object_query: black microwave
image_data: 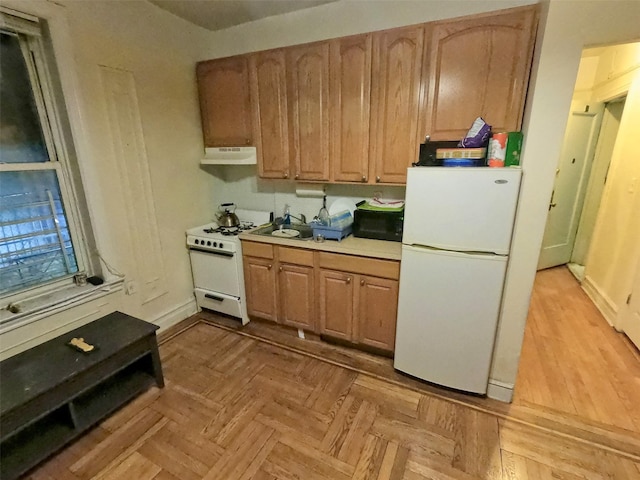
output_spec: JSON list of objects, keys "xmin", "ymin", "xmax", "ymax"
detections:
[{"xmin": 353, "ymin": 207, "xmax": 404, "ymax": 242}]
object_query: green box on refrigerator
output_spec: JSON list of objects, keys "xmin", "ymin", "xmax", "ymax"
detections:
[{"xmin": 505, "ymin": 132, "xmax": 523, "ymax": 167}]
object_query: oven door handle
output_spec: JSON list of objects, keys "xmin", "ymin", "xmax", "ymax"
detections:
[
  {"xmin": 189, "ymin": 247, "xmax": 235, "ymax": 257},
  {"xmin": 205, "ymin": 293, "xmax": 225, "ymax": 302}
]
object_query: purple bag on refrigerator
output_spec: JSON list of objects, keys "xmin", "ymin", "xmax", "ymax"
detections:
[{"xmin": 458, "ymin": 117, "xmax": 492, "ymax": 148}]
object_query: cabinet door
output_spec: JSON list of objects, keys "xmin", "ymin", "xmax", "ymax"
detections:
[
  {"xmin": 287, "ymin": 42, "xmax": 330, "ymax": 181},
  {"xmin": 243, "ymin": 256, "xmax": 278, "ymax": 322},
  {"xmin": 278, "ymin": 264, "xmax": 315, "ymax": 330},
  {"xmin": 423, "ymin": 6, "xmax": 538, "ymax": 141},
  {"xmin": 250, "ymin": 50, "xmax": 290, "ymax": 179},
  {"xmin": 197, "ymin": 56, "xmax": 252, "ymax": 147},
  {"xmin": 370, "ymin": 25, "xmax": 425, "ymax": 185},
  {"xmin": 318, "ymin": 269, "xmax": 354, "ymax": 341},
  {"xmin": 356, "ymin": 276, "xmax": 399, "ymax": 352},
  {"xmin": 329, "ymin": 34, "xmax": 372, "ymax": 183}
]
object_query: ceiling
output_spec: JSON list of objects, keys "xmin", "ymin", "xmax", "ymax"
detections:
[{"xmin": 148, "ymin": 0, "xmax": 337, "ymax": 31}]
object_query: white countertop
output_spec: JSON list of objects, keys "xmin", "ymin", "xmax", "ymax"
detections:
[{"xmin": 239, "ymin": 229, "xmax": 402, "ymax": 261}]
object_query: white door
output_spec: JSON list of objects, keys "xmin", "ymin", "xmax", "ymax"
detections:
[
  {"xmin": 618, "ymin": 255, "xmax": 640, "ymax": 349},
  {"xmin": 571, "ymin": 100, "xmax": 625, "ymax": 265},
  {"xmin": 394, "ymin": 245, "xmax": 508, "ymax": 394},
  {"xmin": 538, "ymin": 101, "xmax": 604, "ymax": 269},
  {"xmin": 403, "ymin": 168, "xmax": 521, "ymax": 254}
]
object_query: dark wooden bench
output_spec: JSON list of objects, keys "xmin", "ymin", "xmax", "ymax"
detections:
[{"xmin": 0, "ymin": 311, "xmax": 164, "ymax": 480}]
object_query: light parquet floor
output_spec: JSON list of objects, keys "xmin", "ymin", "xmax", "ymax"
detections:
[
  {"xmin": 28, "ymin": 319, "xmax": 640, "ymax": 480},
  {"xmin": 513, "ymin": 266, "xmax": 640, "ymax": 433}
]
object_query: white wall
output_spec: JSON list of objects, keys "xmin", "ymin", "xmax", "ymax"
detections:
[
  {"xmin": 584, "ymin": 68, "xmax": 640, "ymax": 326},
  {"xmin": 0, "ymin": 0, "xmax": 213, "ymax": 356}
]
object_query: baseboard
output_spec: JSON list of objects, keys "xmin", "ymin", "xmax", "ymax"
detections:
[
  {"xmin": 151, "ymin": 297, "xmax": 198, "ymax": 332},
  {"xmin": 582, "ymin": 275, "xmax": 618, "ymax": 328},
  {"xmin": 487, "ymin": 379, "xmax": 514, "ymax": 403}
]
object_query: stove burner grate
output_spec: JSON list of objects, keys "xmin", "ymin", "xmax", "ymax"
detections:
[{"xmin": 203, "ymin": 221, "xmax": 255, "ymax": 236}]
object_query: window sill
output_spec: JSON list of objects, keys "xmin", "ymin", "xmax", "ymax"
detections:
[{"xmin": 0, "ymin": 279, "xmax": 124, "ymax": 333}]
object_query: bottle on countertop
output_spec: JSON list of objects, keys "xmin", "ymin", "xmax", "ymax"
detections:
[{"xmin": 283, "ymin": 204, "xmax": 291, "ymax": 225}]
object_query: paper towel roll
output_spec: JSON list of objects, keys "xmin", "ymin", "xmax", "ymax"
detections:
[{"xmin": 295, "ymin": 183, "xmax": 325, "ymax": 198}]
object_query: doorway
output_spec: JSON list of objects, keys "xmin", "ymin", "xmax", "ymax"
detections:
[
  {"xmin": 538, "ymin": 42, "xmax": 640, "ymax": 322},
  {"xmin": 516, "ymin": 41, "xmax": 640, "ymax": 431}
]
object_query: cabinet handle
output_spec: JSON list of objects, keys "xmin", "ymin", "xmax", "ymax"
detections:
[
  {"xmin": 268, "ymin": 264, "xmax": 272, "ymax": 270},
  {"xmin": 283, "ymin": 172, "xmax": 289, "ymax": 179},
  {"xmin": 360, "ymin": 279, "xmax": 365, "ymax": 286},
  {"xmin": 295, "ymin": 174, "xmax": 300, "ymax": 180},
  {"xmin": 376, "ymin": 176, "xmax": 381, "ymax": 183},
  {"xmin": 346, "ymin": 277, "xmax": 351, "ymax": 284},
  {"xmin": 279, "ymin": 266, "xmax": 283, "ymax": 272},
  {"xmin": 361, "ymin": 175, "xmax": 367, "ymax": 182}
]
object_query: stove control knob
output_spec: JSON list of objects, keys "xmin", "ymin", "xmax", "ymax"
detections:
[
  {"xmin": 207, "ymin": 241, "xmax": 211, "ymax": 246},
  {"xmin": 194, "ymin": 239, "xmax": 199, "ymax": 245},
  {"xmin": 213, "ymin": 242, "xmax": 218, "ymax": 248},
  {"xmin": 219, "ymin": 242, "xmax": 224, "ymax": 249}
]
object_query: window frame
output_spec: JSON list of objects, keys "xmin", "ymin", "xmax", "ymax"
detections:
[{"xmin": 1, "ymin": 12, "xmax": 91, "ymax": 304}]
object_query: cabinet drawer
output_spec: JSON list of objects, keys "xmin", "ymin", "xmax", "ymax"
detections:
[
  {"xmin": 241, "ymin": 241, "xmax": 274, "ymax": 259},
  {"xmin": 318, "ymin": 252, "xmax": 399, "ymax": 280},
  {"xmin": 278, "ymin": 246, "xmax": 314, "ymax": 267}
]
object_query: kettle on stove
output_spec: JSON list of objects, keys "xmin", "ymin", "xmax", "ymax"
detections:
[{"xmin": 216, "ymin": 203, "xmax": 240, "ymax": 227}]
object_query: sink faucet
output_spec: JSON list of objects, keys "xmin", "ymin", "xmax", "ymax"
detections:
[{"xmin": 289, "ymin": 213, "xmax": 306, "ymax": 224}]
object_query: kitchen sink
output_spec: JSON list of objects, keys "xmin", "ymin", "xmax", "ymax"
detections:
[{"xmin": 251, "ymin": 223, "xmax": 314, "ymax": 240}]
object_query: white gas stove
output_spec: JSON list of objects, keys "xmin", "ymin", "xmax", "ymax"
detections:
[{"xmin": 186, "ymin": 209, "xmax": 271, "ymax": 324}]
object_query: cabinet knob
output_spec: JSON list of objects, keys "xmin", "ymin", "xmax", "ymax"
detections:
[
  {"xmin": 295, "ymin": 174, "xmax": 300, "ymax": 180},
  {"xmin": 268, "ymin": 264, "xmax": 272, "ymax": 270},
  {"xmin": 283, "ymin": 172, "xmax": 289, "ymax": 179},
  {"xmin": 245, "ymin": 139, "xmax": 251, "ymax": 145},
  {"xmin": 346, "ymin": 277, "xmax": 351, "ymax": 284},
  {"xmin": 361, "ymin": 175, "xmax": 367, "ymax": 182},
  {"xmin": 279, "ymin": 266, "xmax": 283, "ymax": 272},
  {"xmin": 360, "ymin": 279, "xmax": 365, "ymax": 286},
  {"xmin": 376, "ymin": 176, "xmax": 381, "ymax": 183},
  {"xmin": 424, "ymin": 135, "xmax": 430, "ymax": 143}
]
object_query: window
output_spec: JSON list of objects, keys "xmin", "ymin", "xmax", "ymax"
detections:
[{"xmin": 0, "ymin": 12, "xmax": 87, "ymax": 300}]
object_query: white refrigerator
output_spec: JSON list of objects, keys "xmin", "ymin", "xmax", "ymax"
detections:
[{"xmin": 394, "ymin": 167, "xmax": 522, "ymax": 394}]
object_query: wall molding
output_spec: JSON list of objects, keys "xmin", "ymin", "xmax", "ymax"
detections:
[
  {"xmin": 151, "ymin": 297, "xmax": 198, "ymax": 332},
  {"xmin": 99, "ymin": 65, "xmax": 168, "ymax": 305},
  {"xmin": 0, "ymin": 290, "xmax": 123, "ymax": 361},
  {"xmin": 593, "ymin": 66, "xmax": 637, "ymax": 103},
  {"xmin": 487, "ymin": 379, "xmax": 514, "ymax": 403},
  {"xmin": 582, "ymin": 274, "xmax": 618, "ymax": 329}
]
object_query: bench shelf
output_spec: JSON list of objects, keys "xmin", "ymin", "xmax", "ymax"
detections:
[{"xmin": 0, "ymin": 311, "xmax": 164, "ymax": 480}]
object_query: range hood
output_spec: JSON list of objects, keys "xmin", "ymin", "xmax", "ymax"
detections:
[{"xmin": 201, "ymin": 147, "xmax": 257, "ymax": 165}]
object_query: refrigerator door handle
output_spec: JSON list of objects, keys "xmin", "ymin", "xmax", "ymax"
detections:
[{"xmin": 404, "ymin": 244, "xmax": 508, "ymax": 260}]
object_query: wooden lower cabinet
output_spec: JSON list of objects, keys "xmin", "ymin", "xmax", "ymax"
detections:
[
  {"xmin": 242, "ymin": 241, "xmax": 399, "ymax": 353},
  {"xmin": 243, "ymin": 256, "xmax": 278, "ymax": 322},
  {"xmin": 318, "ymin": 268, "xmax": 399, "ymax": 353},
  {"xmin": 278, "ymin": 263, "xmax": 315, "ymax": 330},
  {"xmin": 356, "ymin": 276, "xmax": 398, "ymax": 351},
  {"xmin": 318, "ymin": 269, "xmax": 355, "ymax": 341}
]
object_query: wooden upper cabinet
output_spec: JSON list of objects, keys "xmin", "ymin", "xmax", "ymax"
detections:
[
  {"xmin": 370, "ymin": 25, "xmax": 425, "ymax": 185},
  {"xmin": 329, "ymin": 34, "xmax": 372, "ymax": 183},
  {"xmin": 423, "ymin": 6, "xmax": 538, "ymax": 141},
  {"xmin": 250, "ymin": 50, "xmax": 290, "ymax": 179},
  {"xmin": 197, "ymin": 56, "xmax": 252, "ymax": 147},
  {"xmin": 287, "ymin": 42, "xmax": 330, "ymax": 181}
]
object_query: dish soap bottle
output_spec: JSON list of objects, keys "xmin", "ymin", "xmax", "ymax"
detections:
[{"xmin": 283, "ymin": 204, "xmax": 291, "ymax": 226}]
